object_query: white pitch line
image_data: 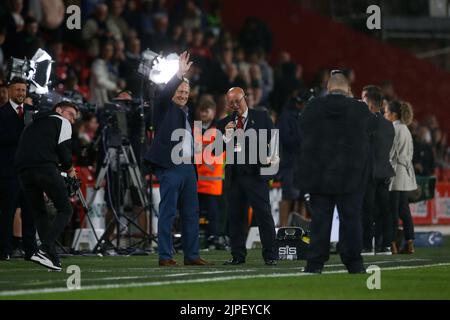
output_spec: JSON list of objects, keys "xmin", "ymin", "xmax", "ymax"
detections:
[
  {"xmin": 9, "ymin": 269, "xmax": 260, "ymax": 287},
  {"xmin": 27, "ymin": 258, "xmax": 426, "ymax": 276},
  {"xmin": 75, "ymin": 270, "xmax": 260, "ymax": 282},
  {"xmin": 279, "ymin": 258, "xmax": 429, "ymax": 270},
  {"xmin": 1, "ymin": 259, "xmax": 430, "ymax": 287},
  {"xmin": 1, "ymin": 262, "xmax": 450, "ymax": 297},
  {"xmin": 58, "ymin": 258, "xmax": 429, "ymax": 274},
  {"xmin": 0, "ymin": 258, "xmax": 430, "ymax": 289},
  {"xmin": 1, "ymin": 258, "xmax": 426, "ymax": 274},
  {"xmin": 163, "ymin": 269, "xmax": 259, "ymax": 277}
]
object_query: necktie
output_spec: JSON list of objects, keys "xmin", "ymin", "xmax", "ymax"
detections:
[
  {"xmin": 17, "ymin": 105, "xmax": 24, "ymax": 118},
  {"xmin": 237, "ymin": 115, "xmax": 244, "ymax": 129}
]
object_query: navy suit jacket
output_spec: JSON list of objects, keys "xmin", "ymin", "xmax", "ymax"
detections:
[
  {"xmin": 370, "ymin": 112, "xmax": 395, "ymax": 180},
  {"xmin": 0, "ymin": 102, "xmax": 26, "ymax": 179},
  {"xmin": 144, "ymin": 75, "xmax": 194, "ymax": 169},
  {"xmin": 278, "ymin": 102, "xmax": 302, "ymax": 171}
]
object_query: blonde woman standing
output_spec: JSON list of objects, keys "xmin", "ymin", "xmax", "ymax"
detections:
[{"xmin": 384, "ymin": 101, "xmax": 417, "ymax": 254}]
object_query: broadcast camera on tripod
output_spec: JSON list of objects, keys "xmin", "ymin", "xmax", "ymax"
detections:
[{"xmin": 85, "ymin": 96, "xmax": 157, "ymax": 254}]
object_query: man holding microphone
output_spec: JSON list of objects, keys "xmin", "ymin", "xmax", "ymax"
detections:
[{"xmin": 217, "ymin": 87, "xmax": 278, "ymax": 266}]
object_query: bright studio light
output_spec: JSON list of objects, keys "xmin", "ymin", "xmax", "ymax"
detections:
[
  {"xmin": 30, "ymin": 49, "xmax": 53, "ymax": 94},
  {"xmin": 138, "ymin": 50, "xmax": 179, "ymax": 85},
  {"xmin": 9, "ymin": 48, "xmax": 53, "ymax": 94}
]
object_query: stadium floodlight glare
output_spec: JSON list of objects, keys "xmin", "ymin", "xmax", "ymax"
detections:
[
  {"xmin": 9, "ymin": 48, "xmax": 53, "ymax": 94},
  {"xmin": 138, "ymin": 50, "xmax": 179, "ymax": 85}
]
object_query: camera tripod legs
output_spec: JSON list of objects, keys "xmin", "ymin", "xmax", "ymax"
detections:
[
  {"xmin": 82, "ymin": 145, "xmax": 156, "ymax": 254},
  {"xmin": 71, "ymin": 188, "xmax": 102, "ymax": 251}
]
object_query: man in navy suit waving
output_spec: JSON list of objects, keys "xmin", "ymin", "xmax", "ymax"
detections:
[{"xmin": 144, "ymin": 52, "xmax": 211, "ymax": 266}]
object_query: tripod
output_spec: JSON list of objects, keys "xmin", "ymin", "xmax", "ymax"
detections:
[
  {"xmin": 70, "ymin": 183, "xmax": 102, "ymax": 252},
  {"xmin": 87, "ymin": 138, "xmax": 156, "ymax": 254}
]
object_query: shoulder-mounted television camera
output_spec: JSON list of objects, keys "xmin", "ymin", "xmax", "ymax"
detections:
[{"xmin": 99, "ymin": 99, "xmax": 145, "ymax": 148}]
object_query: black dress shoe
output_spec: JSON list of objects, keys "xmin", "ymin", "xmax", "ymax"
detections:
[
  {"xmin": 348, "ymin": 268, "xmax": 367, "ymax": 274},
  {"xmin": 303, "ymin": 267, "xmax": 323, "ymax": 274},
  {"xmin": 347, "ymin": 263, "xmax": 367, "ymax": 274},
  {"xmin": 0, "ymin": 253, "xmax": 11, "ymax": 261},
  {"xmin": 223, "ymin": 258, "xmax": 245, "ymax": 265},
  {"xmin": 264, "ymin": 259, "xmax": 277, "ymax": 266}
]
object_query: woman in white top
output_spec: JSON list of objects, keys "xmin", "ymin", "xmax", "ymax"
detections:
[{"xmin": 384, "ymin": 101, "xmax": 417, "ymax": 254}]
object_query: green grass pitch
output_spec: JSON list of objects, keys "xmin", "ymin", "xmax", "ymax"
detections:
[{"xmin": 1, "ymin": 237, "xmax": 450, "ymax": 299}]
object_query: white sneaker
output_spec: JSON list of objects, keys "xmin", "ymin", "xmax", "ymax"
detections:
[{"xmin": 30, "ymin": 250, "xmax": 62, "ymax": 271}]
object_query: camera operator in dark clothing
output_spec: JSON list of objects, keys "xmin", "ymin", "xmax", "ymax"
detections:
[
  {"xmin": 15, "ymin": 101, "xmax": 79, "ymax": 271},
  {"xmin": 277, "ymin": 94, "xmax": 305, "ymax": 227},
  {"xmin": 361, "ymin": 86, "xmax": 395, "ymax": 255}
]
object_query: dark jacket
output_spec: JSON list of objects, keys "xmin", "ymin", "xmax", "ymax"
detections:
[
  {"xmin": 277, "ymin": 101, "xmax": 302, "ymax": 172},
  {"xmin": 217, "ymin": 108, "xmax": 276, "ymax": 188},
  {"xmin": 297, "ymin": 93, "xmax": 377, "ymax": 194},
  {"xmin": 371, "ymin": 112, "xmax": 395, "ymax": 179},
  {"xmin": 0, "ymin": 102, "xmax": 26, "ymax": 179},
  {"xmin": 143, "ymin": 75, "xmax": 194, "ymax": 169},
  {"xmin": 413, "ymin": 140, "xmax": 435, "ymax": 176},
  {"xmin": 15, "ymin": 111, "xmax": 73, "ymax": 172}
]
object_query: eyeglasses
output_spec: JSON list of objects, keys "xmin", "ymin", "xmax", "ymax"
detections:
[
  {"xmin": 228, "ymin": 95, "xmax": 245, "ymax": 107},
  {"xmin": 330, "ymin": 69, "xmax": 344, "ymax": 76}
]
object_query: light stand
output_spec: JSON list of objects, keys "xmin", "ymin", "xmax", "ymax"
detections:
[{"xmin": 138, "ymin": 72, "xmax": 159, "ymax": 249}]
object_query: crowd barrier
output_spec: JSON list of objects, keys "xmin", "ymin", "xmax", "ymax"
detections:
[
  {"xmin": 74, "ymin": 167, "xmax": 450, "ymax": 228},
  {"xmin": 411, "ymin": 182, "xmax": 450, "ymax": 225}
]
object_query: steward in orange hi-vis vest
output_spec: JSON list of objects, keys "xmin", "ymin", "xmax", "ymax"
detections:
[{"xmin": 196, "ymin": 122, "xmax": 224, "ymax": 196}]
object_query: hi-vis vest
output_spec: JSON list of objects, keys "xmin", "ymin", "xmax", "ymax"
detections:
[{"xmin": 196, "ymin": 125, "xmax": 224, "ymax": 196}]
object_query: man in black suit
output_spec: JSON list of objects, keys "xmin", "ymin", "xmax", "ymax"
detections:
[
  {"xmin": 217, "ymin": 87, "xmax": 278, "ymax": 266},
  {"xmin": 278, "ymin": 95, "xmax": 305, "ymax": 227},
  {"xmin": 0, "ymin": 77, "xmax": 37, "ymax": 261},
  {"xmin": 297, "ymin": 74, "xmax": 376, "ymax": 273},
  {"xmin": 144, "ymin": 52, "xmax": 211, "ymax": 267},
  {"xmin": 361, "ymin": 86, "xmax": 395, "ymax": 255}
]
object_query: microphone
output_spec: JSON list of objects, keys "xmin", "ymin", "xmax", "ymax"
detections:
[
  {"xmin": 230, "ymin": 111, "xmax": 238, "ymax": 132},
  {"xmin": 225, "ymin": 111, "xmax": 238, "ymax": 142}
]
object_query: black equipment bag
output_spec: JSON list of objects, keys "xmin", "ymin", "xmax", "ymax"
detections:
[
  {"xmin": 408, "ymin": 175, "xmax": 436, "ymax": 203},
  {"xmin": 276, "ymin": 227, "xmax": 310, "ymax": 260}
]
